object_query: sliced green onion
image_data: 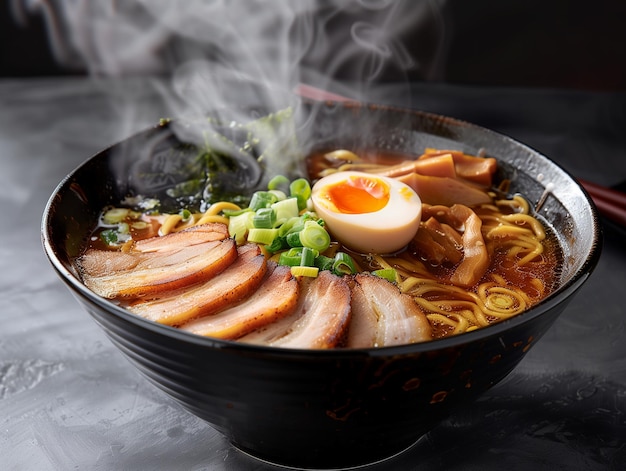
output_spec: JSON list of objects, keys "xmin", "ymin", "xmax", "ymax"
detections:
[
  {"xmin": 179, "ymin": 209, "xmax": 192, "ymax": 221},
  {"xmin": 253, "ymin": 207, "xmax": 276, "ymax": 229},
  {"xmin": 271, "ymin": 198, "xmax": 300, "ymax": 224},
  {"xmin": 102, "ymin": 208, "xmax": 130, "ymax": 225},
  {"xmin": 247, "ymin": 228, "xmax": 279, "ymax": 245},
  {"xmin": 268, "ymin": 190, "xmax": 287, "ymax": 201},
  {"xmin": 100, "ymin": 229, "xmax": 118, "ymax": 245},
  {"xmin": 314, "ymin": 255, "xmax": 335, "ymax": 271},
  {"xmin": 222, "ymin": 207, "xmax": 252, "ymax": 217},
  {"xmin": 291, "ymin": 266, "xmax": 319, "ymax": 277},
  {"xmin": 282, "ymin": 217, "xmax": 306, "ymax": 237},
  {"xmin": 265, "ymin": 236, "xmax": 288, "ymax": 253},
  {"xmin": 289, "ymin": 178, "xmax": 311, "ymax": 200},
  {"xmin": 332, "ymin": 252, "xmax": 357, "ymax": 276},
  {"xmin": 279, "ymin": 248, "xmax": 304, "ymax": 267},
  {"xmin": 228, "ymin": 211, "xmax": 254, "ymax": 244},
  {"xmin": 286, "ymin": 231, "xmax": 302, "ymax": 247},
  {"xmin": 300, "ymin": 247, "xmax": 319, "ymax": 267},
  {"xmin": 289, "ymin": 178, "xmax": 311, "ymax": 211},
  {"xmin": 249, "ymin": 191, "xmax": 277, "ymax": 211},
  {"xmin": 299, "ymin": 220, "xmax": 330, "ymax": 252},
  {"xmin": 131, "ymin": 221, "xmax": 149, "ymax": 230},
  {"xmin": 278, "ymin": 216, "xmax": 302, "ymax": 237},
  {"xmin": 372, "ymin": 268, "xmax": 398, "ymax": 283},
  {"xmin": 268, "ymin": 175, "xmax": 290, "ymax": 192},
  {"xmin": 118, "ymin": 222, "xmax": 130, "ymax": 234}
]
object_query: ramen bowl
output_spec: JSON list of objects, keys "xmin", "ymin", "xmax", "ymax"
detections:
[{"xmin": 42, "ymin": 101, "xmax": 601, "ymax": 469}]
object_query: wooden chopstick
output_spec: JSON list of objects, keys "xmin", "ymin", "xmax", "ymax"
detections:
[
  {"xmin": 579, "ymin": 179, "xmax": 626, "ymax": 228},
  {"xmin": 293, "ymin": 83, "xmax": 355, "ymax": 102}
]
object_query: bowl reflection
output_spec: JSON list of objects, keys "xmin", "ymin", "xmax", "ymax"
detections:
[{"xmin": 42, "ymin": 101, "xmax": 601, "ymax": 469}]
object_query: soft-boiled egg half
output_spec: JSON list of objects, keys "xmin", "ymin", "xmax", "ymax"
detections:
[{"xmin": 310, "ymin": 171, "xmax": 422, "ymax": 254}]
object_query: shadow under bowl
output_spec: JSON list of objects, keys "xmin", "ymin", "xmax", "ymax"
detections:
[{"xmin": 42, "ymin": 100, "xmax": 602, "ymax": 469}]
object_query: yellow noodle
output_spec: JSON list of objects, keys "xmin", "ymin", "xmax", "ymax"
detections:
[
  {"xmin": 158, "ymin": 214, "xmax": 182, "ymax": 236},
  {"xmin": 475, "ymin": 283, "xmax": 528, "ymax": 317},
  {"xmin": 204, "ymin": 202, "xmax": 241, "ymax": 216},
  {"xmin": 407, "ymin": 280, "xmax": 475, "ymax": 302},
  {"xmin": 337, "ymin": 163, "xmax": 388, "ymax": 172},
  {"xmin": 435, "ymin": 301, "xmax": 485, "ymax": 326},
  {"xmin": 501, "ymin": 213, "xmax": 546, "ymax": 240},
  {"xmin": 516, "ymin": 247, "xmax": 544, "ymax": 266},
  {"xmin": 426, "ymin": 313, "xmax": 459, "ymax": 328},
  {"xmin": 196, "ymin": 214, "xmax": 230, "ymax": 226},
  {"xmin": 496, "ymin": 194, "xmax": 530, "ymax": 214},
  {"xmin": 479, "ymin": 203, "xmax": 500, "ymax": 212},
  {"xmin": 172, "ymin": 214, "xmax": 201, "ymax": 232},
  {"xmin": 487, "ymin": 224, "xmax": 536, "ymax": 238},
  {"xmin": 417, "ymin": 296, "xmax": 487, "ymax": 328},
  {"xmin": 426, "ymin": 313, "xmax": 469, "ymax": 335},
  {"xmin": 490, "ymin": 273, "xmax": 508, "ymax": 285}
]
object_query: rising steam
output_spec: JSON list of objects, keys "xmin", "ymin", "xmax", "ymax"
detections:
[{"xmin": 11, "ymin": 0, "xmax": 449, "ymax": 112}]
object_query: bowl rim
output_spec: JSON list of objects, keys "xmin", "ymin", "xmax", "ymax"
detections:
[{"xmin": 41, "ymin": 100, "xmax": 604, "ymax": 358}]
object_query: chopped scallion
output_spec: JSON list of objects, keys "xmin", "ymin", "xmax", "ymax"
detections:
[
  {"xmin": 285, "ymin": 231, "xmax": 302, "ymax": 247},
  {"xmin": 332, "ymin": 252, "xmax": 357, "ymax": 276},
  {"xmin": 299, "ymin": 220, "xmax": 330, "ymax": 252},
  {"xmin": 102, "ymin": 208, "xmax": 130, "ymax": 225},
  {"xmin": 268, "ymin": 190, "xmax": 287, "ymax": 201},
  {"xmin": 271, "ymin": 198, "xmax": 300, "ymax": 225},
  {"xmin": 279, "ymin": 248, "xmax": 304, "ymax": 266},
  {"xmin": 180, "ymin": 209, "xmax": 192, "ymax": 221},
  {"xmin": 291, "ymin": 266, "xmax": 319, "ymax": 277},
  {"xmin": 222, "ymin": 207, "xmax": 252, "ymax": 217},
  {"xmin": 100, "ymin": 229, "xmax": 118, "ymax": 245},
  {"xmin": 372, "ymin": 268, "xmax": 398, "ymax": 283},
  {"xmin": 314, "ymin": 255, "xmax": 334, "ymax": 271},
  {"xmin": 252, "ymin": 207, "xmax": 276, "ymax": 229},
  {"xmin": 265, "ymin": 236, "xmax": 288, "ymax": 253},
  {"xmin": 268, "ymin": 175, "xmax": 290, "ymax": 192},
  {"xmin": 300, "ymin": 247, "xmax": 319, "ymax": 267},
  {"xmin": 247, "ymin": 228, "xmax": 279, "ymax": 245},
  {"xmin": 249, "ymin": 191, "xmax": 278, "ymax": 211},
  {"xmin": 228, "ymin": 211, "xmax": 254, "ymax": 244},
  {"xmin": 289, "ymin": 178, "xmax": 311, "ymax": 211}
]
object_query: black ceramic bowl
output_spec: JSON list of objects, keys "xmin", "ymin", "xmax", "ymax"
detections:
[{"xmin": 42, "ymin": 101, "xmax": 602, "ymax": 469}]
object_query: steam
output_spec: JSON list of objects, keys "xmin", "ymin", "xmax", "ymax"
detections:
[{"xmin": 11, "ymin": 0, "xmax": 450, "ymax": 112}]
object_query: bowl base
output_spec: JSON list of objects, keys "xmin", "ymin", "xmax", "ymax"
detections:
[{"xmin": 230, "ymin": 436, "xmax": 425, "ymax": 470}]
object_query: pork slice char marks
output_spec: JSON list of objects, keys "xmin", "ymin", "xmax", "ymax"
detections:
[
  {"xmin": 134, "ymin": 222, "xmax": 229, "ymax": 253},
  {"xmin": 238, "ymin": 270, "xmax": 352, "ymax": 349},
  {"xmin": 346, "ymin": 273, "xmax": 432, "ymax": 348},
  {"xmin": 77, "ymin": 223, "xmax": 237, "ymax": 299},
  {"xmin": 127, "ymin": 244, "xmax": 267, "ymax": 326},
  {"xmin": 179, "ymin": 263, "xmax": 299, "ymax": 339}
]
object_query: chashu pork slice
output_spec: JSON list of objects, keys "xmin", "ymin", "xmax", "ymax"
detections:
[
  {"xmin": 346, "ymin": 273, "xmax": 432, "ymax": 348},
  {"xmin": 133, "ymin": 222, "xmax": 229, "ymax": 253},
  {"xmin": 238, "ymin": 270, "xmax": 351, "ymax": 349},
  {"xmin": 77, "ymin": 224, "xmax": 237, "ymax": 299},
  {"xmin": 127, "ymin": 244, "xmax": 267, "ymax": 326},
  {"xmin": 179, "ymin": 263, "xmax": 299, "ymax": 339}
]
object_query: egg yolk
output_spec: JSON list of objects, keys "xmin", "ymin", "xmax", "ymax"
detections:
[{"xmin": 322, "ymin": 176, "xmax": 390, "ymax": 214}]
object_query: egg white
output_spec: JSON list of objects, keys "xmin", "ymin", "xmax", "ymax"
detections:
[{"xmin": 310, "ymin": 171, "xmax": 422, "ymax": 254}]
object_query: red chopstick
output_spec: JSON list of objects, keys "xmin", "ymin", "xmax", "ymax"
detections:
[
  {"xmin": 293, "ymin": 83, "xmax": 355, "ymax": 102},
  {"xmin": 579, "ymin": 179, "xmax": 626, "ymax": 228}
]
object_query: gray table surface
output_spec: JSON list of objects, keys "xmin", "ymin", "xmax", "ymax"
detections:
[{"xmin": 2, "ymin": 77, "xmax": 625, "ymax": 470}]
